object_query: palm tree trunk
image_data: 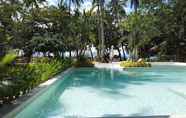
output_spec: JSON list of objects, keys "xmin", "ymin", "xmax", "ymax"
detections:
[
  {"xmin": 79, "ymin": 48, "xmax": 84, "ymax": 56},
  {"xmin": 116, "ymin": 47, "xmax": 122, "ymax": 61},
  {"xmin": 24, "ymin": 49, "xmax": 32, "ymax": 63},
  {"xmin": 69, "ymin": 0, "xmax": 71, "ymax": 13},
  {"xmin": 121, "ymin": 42, "xmax": 126, "ymax": 60},
  {"xmin": 83, "ymin": 48, "xmax": 86, "ymax": 56},
  {"xmin": 89, "ymin": 46, "xmax": 94, "ymax": 60},
  {"xmin": 62, "ymin": 51, "xmax": 64, "ymax": 59},
  {"xmin": 98, "ymin": 0, "xmax": 105, "ymax": 62},
  {"xmin": 97, "ymin": 48, "xmax": 101, "ymax": 59},
  {"xmin": 76, "ymin": 49, "xmax": 79, "ymax": 58},
  {"xmin": 69, "ymin": 50, "xmax": 72, "ymax": 59},
  {"xmin": 100, "ymin": 18, "xmax": 104, "ymax": 62}
]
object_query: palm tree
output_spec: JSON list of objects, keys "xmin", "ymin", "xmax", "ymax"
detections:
[
  {"xmin": 109, "ymin": 0, "xmax": 127, "ymax": 60},
  {"xmin": 93, "ymin": 0, "xmax": 105, "ymax": 62},
  {"xmin": 110, "ymin": 0, "xmax": 126, "ymax": 25},
  {"xmin": 57, "ymin": 0, "xmax": 83, "ymax": 59},
  {"xmin": 130, "ymin": 0, "xmax": 139, "ymax": 60}
]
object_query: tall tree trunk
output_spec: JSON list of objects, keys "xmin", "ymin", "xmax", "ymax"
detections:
[
  {"xmin": 98, "ymin": 0, "xmax": 105, "ymax": 62},
  {"xmin": 100, "ymin": 16, "xmax": 105, "ymax": 62},
  {"xmin": 69, "ymin": 0, "xmax": 71, "ymax": 13},
  {"xmin": 24, "ymin": 49, "xmax": 32, "ymax": 63},
  {"xmin": 61, "ymin": 51, "xmax": 64, "ymax": 59},
  {"xmin": 79, "ymin": 48, "xmax": 84, "ymax": 56},
  {"xmin": 131, "ymin": 30, "xmax": 138, "ymax": 61},
  {"xmin": 76, "ymin": 49, "xmax": 79, "ymax": 59},
  {"xmin": 116, "ymin": 47, "xmax": 122, "ymax": 61},
  {"xmin": 97, "ymin": 48, "xmax": 101, "ymax": 60},
  {"xmin": 121, "ymin": 42, "xmax": 126, "ymax": 60},
  {"xmin": 176, "ymin": 44, "xmax": 179, "ymax": 62},
  {"xmin": 82, "ymin": 48, "xmax": 86, "ymax": 56},
  {"xmin": 69, "ymin": 50, "xmax": 72, "ymax": 59},
  {"xmin": 134, "ymin": 47, "xmax": 138, "ymax": 60},
  {"xmin": 89, "ymin": 46, "xmax": 94, "ymax": 60}
]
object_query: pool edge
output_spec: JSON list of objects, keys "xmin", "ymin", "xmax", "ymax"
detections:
[{"xmin": 151, "ymin": 62, "xmax": 186, "ymax": 66}]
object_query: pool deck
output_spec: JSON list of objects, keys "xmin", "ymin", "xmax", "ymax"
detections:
[
  {"xmin": 1, "ymin": 62, "xmax": 186, "ymax": 118},
  {"xmin": 94, "ymin": 62, "xmax": 186, "ymax": 69},
  {"xmin": 94, "ymin": 62, "xmax": 123, "ymax": 70},
  {"xmin": 151, "ymin": 62, "xmax": 186, "ymax": 66}
]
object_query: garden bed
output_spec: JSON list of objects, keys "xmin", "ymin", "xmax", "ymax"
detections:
[
  {"xmin": 0, "ymin": 67, "xmax": 73, "ymax": 117},
  {"xmin": 0, "ymin": 57, "xmax": 72, "ymax": 107}
]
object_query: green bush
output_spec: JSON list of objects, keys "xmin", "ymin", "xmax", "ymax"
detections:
[
  {"xmin": 74, "ymin": 56, "xmax": 94, "ymax": 67},
  {"xmin": 0, "ymin": 65, "xmax": 36, "ymax": 104},
  {"xmin": 0, "ymin": 58, "xmax": 72, "ymax": 105},
  {"xmin": 120, "ymin": 60, "xmax": 151, "ymax": 68},
  {"xmin": 31, "ymin": 57, "xmax": 51, "ymax": 64},
  {"xmin": 28, "ymin": 59, "xmax": 72, "ymax": 84},
  {"xmin": 0, "ymin": 53, "xmax": 17, "ymax": 78},
  {"xmin": 0, "ymin": 53, "xmax": 17, "ymax": 66}
]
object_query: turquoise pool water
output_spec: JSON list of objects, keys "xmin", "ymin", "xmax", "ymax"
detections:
[{"xmin": 14, "ymin": 66, "xmax": 186, "ymax": 117}]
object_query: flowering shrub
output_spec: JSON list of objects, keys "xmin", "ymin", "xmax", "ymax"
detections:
[{"xmin": 120, "ymin": 60, "xmax": 151, "ymax": 68}]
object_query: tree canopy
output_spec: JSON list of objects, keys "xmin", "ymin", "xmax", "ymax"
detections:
[{"xmin": 0, "ymin": 0, "xmax": 186, "ymax": 61}]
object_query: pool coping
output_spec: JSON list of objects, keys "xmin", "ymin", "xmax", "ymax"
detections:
[
  {"xmin": 151, "ymin": 62, "xmax": 186, "ymax": 66},
  {"xmin": 1, "ymin": 67, "xmax": 74, "ymax": 118},
  {"xmin": 94, "ymin": 62, "xmax": 186, "ymax": 69}
]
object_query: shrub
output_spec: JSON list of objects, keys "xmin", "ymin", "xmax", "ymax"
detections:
[
  {"xmin": 0, "ymin": 53, "xmax": 17, "ymax": 77},
  {"xmin": 28, "ymin": 59, "xmax": 72, "ymax": 83},
  {"xmin": 120, "ymin": 59, "xmax": 151, "ymax": 68},
  {"xmin": 31, "ymin": 57, "xmax": 51, "ymax": 64},
  {"xmin": 0, "ymin": 53, "xmax": 17, "ymax": 66},
  {"xmin": 0, "ymin": 58, "xmax": 72, "ymax": 105}
]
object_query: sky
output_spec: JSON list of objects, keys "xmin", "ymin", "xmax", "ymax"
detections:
[{"xmin": 47, "ymin": 0, "xmax": 133, "ymax": 13}]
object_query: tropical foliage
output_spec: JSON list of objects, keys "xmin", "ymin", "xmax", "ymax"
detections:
[
  {"xmin": 74, "ymin": 56, "xmax": 94, "ymax": 67},
  {"xmin": 120, "ymin": 60, "xmax": 151, "ymax": 68},
  {"xmin": 1, "ymin": 0, "xmax": 185, "ymax": 62},
  {"xmin": 0, "ymin": 56, "xmax": 72, "ymax": 104}
]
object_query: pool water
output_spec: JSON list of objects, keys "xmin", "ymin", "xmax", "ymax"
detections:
[{"xmin": 15, "ymin": 66, "xmax": 186, "ymax": 117}]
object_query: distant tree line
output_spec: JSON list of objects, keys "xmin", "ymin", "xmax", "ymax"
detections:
[{"xmin": 0, "ymin": 0, "xmax": 185, "ymax": 62}]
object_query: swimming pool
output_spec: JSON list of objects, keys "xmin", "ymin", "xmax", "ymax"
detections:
[{"xmin": 9, "ymin": 65, "xmax": 186, "ymax": 117}]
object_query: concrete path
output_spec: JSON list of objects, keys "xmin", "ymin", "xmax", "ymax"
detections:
[{"xmin": 94, "ymin": 62, "xmax": 123, "ymax": 70}]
